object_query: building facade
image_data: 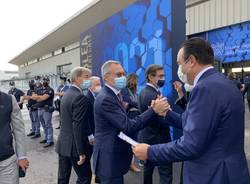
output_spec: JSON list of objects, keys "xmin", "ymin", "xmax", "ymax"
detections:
[{"xmin": 9, "ymin": 0, "xmax": 250, "ymax": 84}]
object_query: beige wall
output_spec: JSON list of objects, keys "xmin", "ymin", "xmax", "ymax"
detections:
[
  {"xmin": 19, "ymin": 47, "xmax": 80, "ymax": 78},
  {"xmin": 186, "ymin": 0, "xmax": 250, "ymax": 35}
]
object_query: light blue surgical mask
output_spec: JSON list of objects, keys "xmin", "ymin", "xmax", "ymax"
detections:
[
  {"xmin": 114, "ymin": 76, "xmax": 126, "ymax": 90},
  {"xmin": 81, "ymin": 79, "xmax": 91, "ymax": 90}
]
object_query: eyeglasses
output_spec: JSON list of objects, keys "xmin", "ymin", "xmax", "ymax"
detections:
[{"xmin": 184, "ymin": 56, "xmax": 191, "ymax": 64}]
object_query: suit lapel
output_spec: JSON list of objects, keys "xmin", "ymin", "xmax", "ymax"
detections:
[{"xmin": 104, "ymin": 86, "xmax": 126, "ymax": 113}]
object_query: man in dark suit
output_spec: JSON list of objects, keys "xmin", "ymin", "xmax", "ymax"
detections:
[
  {"xmin": 56, "ymin": 67, "xmax": 92, "ymax": 184},
  {"xmin": 133, "ymin": 38, "xmax": 250, "ymax": 184},
  {"xmin": 138, "ymin": 64, "xmax": 172, "ymax": 184},
  {"xmin": 93, "ymin": 60, "xmax": 170, "ymax": 184},
  {"xmin": 86, "ymin": 76, "xmax": 102, "ymax": 144},
  {"xmin": 86, "ymin": 76, "xmax": 101, "ymax": 183}
]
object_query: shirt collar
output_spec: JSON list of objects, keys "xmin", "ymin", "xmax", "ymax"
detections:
[
  {"xmin": 72, "ymin": 84, "xmax": 82, "ymax": 93},
  {"xmin": 105, "ymin": 84, "xmax": 120, "ymax": 95},
  {"xmin": 89, "ymin": 89, "xmax": 96, "ymax": 99},
  {"xmin": 193, "ymin": 66, "xmax": 214, "ymax": 87},
  {"xmin": 147, "ymin": 83, "xmax": 159, "ymax": 92}
]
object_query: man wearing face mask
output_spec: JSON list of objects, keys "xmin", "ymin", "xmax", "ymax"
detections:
[
  {"xmin": 8, "ymin": 81, "xmax": 25, "ymax": 109},
  {"xmin": 177, "ymin": 65, "xmax": 194, "ymax": 101},
  {"xmin": 86, "ymin": 76, "xmax": 101, "ymax": 183},
  {"xmin": 86, "ymin": 76, "xmax": 101, "ymax": 144},
  {"xmin": 138, "ymin": 64, "xmax": 172, "ymax": 184},
  {"xmin": 31, "ymin": 77, "xmax": 55, "ymax": 148},
  {"xmin": 133, "ymin": 38, "xmax": 250, "ymax": 184},
  {"xmin": 25, "ymin": 80, "xmax": 41, "ymax": 137},
  {"xmin": 93, "ymin": 60, "xmax": 169, "ymax": 184},
  {"xmin": 56, "ymin": 67, "xmax": 92, "ymax": 184},
  {"xmin": 54, "ymin": 76, "xmax": 70, "ymax": 129}
]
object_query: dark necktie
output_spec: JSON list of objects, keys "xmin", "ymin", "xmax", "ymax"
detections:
[
  {"xmin": 117, "ymin": 93, "xmax": 123, "ymax": 103},
  {"xmin": 117, "ymin": 93, "xmax": 127, "ymax": 111}
]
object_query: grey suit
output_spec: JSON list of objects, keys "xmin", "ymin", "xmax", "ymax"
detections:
[
  {"xmin": 10, "ymin": 95, "xmax": 27, "ymax": 158},
  {"xmin": 56, "ymin": 85, "xmax": 92, "ymax": 184},
  {"xmin": 0, "ymin": 95, "xmax": 27, "ymax": 184}
]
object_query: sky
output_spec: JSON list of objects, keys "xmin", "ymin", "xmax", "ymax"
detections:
[{"xmin": 0, "ymin": 0, "xmax": 93, "ymax": 71}]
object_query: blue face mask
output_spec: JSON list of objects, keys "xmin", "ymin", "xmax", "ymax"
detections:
[
  {"xmin": 81, "ymin": 80, "xmax": 91, "ymax": 90},
  {"xmin": 114, "ymin": 76, "xmax": 126, "ymax": 90}
]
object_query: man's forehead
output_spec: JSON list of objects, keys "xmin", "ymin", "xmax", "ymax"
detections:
[
  {"xmin": 111, "ymin": 63, "xmax": 124, "ymax": 72},
  {"xmin": 177, "ymin": 48, "xmax": 184, "ymax": 63}
]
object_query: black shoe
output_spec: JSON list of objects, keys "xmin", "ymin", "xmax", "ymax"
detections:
[
  {"xmin": 40, "ymin": 140, "xmax": 47, "ymax": 144},
  {"xmin": 31, "ymin": 134, "xmax": 41, "ymax": 139},
  {"xmin": 55, "ymin": 126, "xmax": 60, "ymax": 129},
  {"xmin": 27, "ymin": 132, "xmax": 35, "ymax": 136},
  {"xmin": 95, "ymin": 176, "xmax": 101, "ymax": 183},
  {"xmin": 43, "ymin": 142, "xmax": 54, "ymax": 148}
]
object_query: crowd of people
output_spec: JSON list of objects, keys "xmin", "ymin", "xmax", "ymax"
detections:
[{"xmin": 1, "ymin": 38, "xmax": 250, "ymax": 184}]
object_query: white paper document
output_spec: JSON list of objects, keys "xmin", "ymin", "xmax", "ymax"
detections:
[{"xmin": 118, "ymin": 132, "xmax": 139, "ymax": 146}]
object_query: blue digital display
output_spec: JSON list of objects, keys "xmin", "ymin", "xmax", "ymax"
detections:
[
  {"xmin": 80, "ymin": 0, "xmax": 173, "ymax": 97},
  {"xmin": 192, "ymin": 21, "xmax": 250, "ymax": 63}
]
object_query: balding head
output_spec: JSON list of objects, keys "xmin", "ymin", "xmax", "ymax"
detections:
[
  {"xmin": 90, "ymin": 76, "xmax": 101, "ymax": 93},
  {"xmin": 101, "ymin": 60, "xmax": 125, "ymax": 88}
]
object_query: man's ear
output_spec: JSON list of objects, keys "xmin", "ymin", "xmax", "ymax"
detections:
[
  {"xmin": 148, "ymin": 75, "xmax": 154, "ymax": 83},
  {"xmin": 103, "ymin": 74, "xmax": 109, "ymax": 83},
  {"xmin": 189, "ymin": 55, "xmax": 197, "ymax": 67}
]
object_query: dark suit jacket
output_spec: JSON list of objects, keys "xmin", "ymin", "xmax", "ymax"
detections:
[
  {"xmin": 244, "ymin": 82, "xmax": 250, "ymax": 100},
  {"xmin": 121, "ymin": 87, "xmax": 138, "ymax": 109},
  {"xmin": 148, "ymin": 69, "xmax": 250, "ymax": 184},
  {"xmin": 86, "ymin": 90, "xmax": 95, "ymax": 135},
  {"xmin": 56, "ymin": 86, "xmax": 90, "ymax": 158},
  {"xmin": 138, "ymin": 85, "xmax": 171, "ymax": 144},
  {"xmin": 93, "ymin": 86, "xmax": 157, "ymax": 178}
]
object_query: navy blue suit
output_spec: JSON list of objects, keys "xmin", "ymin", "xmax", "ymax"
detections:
[
  {"xmin": 93, "ymin": 85, "xmax": 157, "ymax": 183},
  {"xmin": 148, "ymin": 69, "xmax": 250, "ymax": 184},
  {"xmin": 86, "ymin": 90, "xmax": 95, "ymax": 136},
  {"xmin": 139, "ymin": 84, "xmax": 172, "ymax": 184}
]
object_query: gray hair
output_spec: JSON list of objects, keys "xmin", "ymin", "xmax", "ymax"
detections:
[
  {"xmin": 90, "ymin": 76, "xmax": 100, "ymax": 83},
  {"xmin": 70, "ymin": 67, "xmax": 91, "ymax": 83},
  {"xmin": 101, "ymin": 60, "xmax": 120, "ymax": 80}
]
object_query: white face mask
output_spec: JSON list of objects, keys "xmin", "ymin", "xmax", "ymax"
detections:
[
  {"xmin": 94, "ymin": 86, "xmax": 102, "ymax": 93},
  {"xmin": 177, "ymin": 65, "xmax": 188, "ymax": 84},
  {"xmin": 184, "ymin": 83, "xmax": 194, "ymax": 92}
]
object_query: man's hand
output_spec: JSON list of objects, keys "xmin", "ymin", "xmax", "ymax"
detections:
[
  {"xmin": 77, "ymin": 155, "xmax": 86, "ymax": 165},
  {"xmin": 132, "ymin": 144, "xmax": 150, "ymax": 161},
  {"xmin": 18, "ymin": 158, "xmax": 29, "ymax": 172},
  {"xmin": 23, "ymin": 95, "xmax": 31, "ymax": 100},
  {"xmin": 173, "ymin": 81, "xmax": 184, "ymax": 98},
  {"xmin": 89, "ymin": 138, "xmax": 95, "ymax": 145},
  {"xmin": 151, "ymin": 97, "xmax": 170, "ymax": 115}
]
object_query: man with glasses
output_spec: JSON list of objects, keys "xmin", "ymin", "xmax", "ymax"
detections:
[{"xmin": 133, "ymin": 38, "xmax": 250, "ymax": 184}]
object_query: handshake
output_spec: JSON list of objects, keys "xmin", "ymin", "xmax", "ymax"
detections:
[{"xmin": 150, "ymin": 96, "xmax": 171, "ymax": 116}]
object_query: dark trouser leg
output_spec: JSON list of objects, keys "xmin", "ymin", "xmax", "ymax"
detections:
[
  {"xmin": 29, "ymin": 110, "xmax": 36, "ymax": 133},
  {"xmin": 158, "ymin": 163, "xmax": 173, "ymax": 184},
  {"xmin": 72, "ymin": 156, "xmax": 92, "ymax": 184},
  {"xmin": 143, "ymin": 161, "xmax": 154, "ymax": 184},
  {"xmin": 99, "ymin": 176, "xmax": 124, "ymax": 184},
  {"xmin": 179, "ymin": 162, "xmax": 184, "ymax": 184},
  {"xmin": 248, "ymin": 100, "xmax": 250, "ymax": 112},
  {"xmin": 33, "ymin": 110, "xmax": 40, "ymax": 135},
  {"xmin": 57, "ymin": 154, "xmax": 72, "ymax": 184}
]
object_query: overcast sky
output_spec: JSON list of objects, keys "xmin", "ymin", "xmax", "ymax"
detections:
[{"xmin": 0, "ymin": 0, "xmax": 93, "ymax": 71}]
